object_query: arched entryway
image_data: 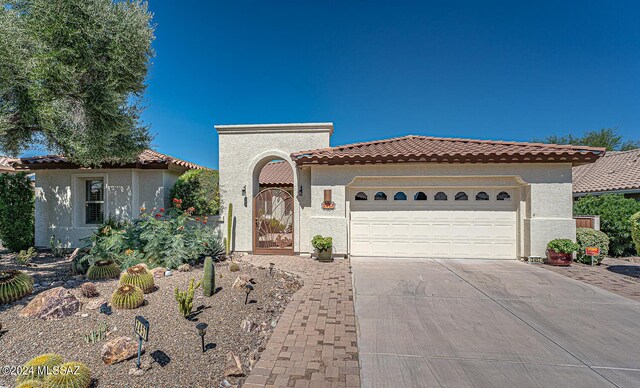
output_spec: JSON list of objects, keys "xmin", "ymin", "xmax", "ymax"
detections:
[{"xmin": 252, "ymin": 158, "xmax": 295, "ymax": 255}]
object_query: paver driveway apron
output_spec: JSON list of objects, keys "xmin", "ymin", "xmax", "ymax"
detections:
[{"xmin": 352, "ymin": 257, "xmax": 640, "ymax": 388}]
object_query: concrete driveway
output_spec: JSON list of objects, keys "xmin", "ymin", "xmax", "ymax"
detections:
[{"xmin": 352, "ymin": 258, "xmax": 640, "ymax": 388}]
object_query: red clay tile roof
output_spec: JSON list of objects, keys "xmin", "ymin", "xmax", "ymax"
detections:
[
  {"xmin": 291, "ymin": 135, "xmax": 605, "ymax": 166},
  {"xmin": 0, "ymin": 156, "xmax": 17, "ymax": 172},
  {"xmin": 18, "ymin": 150, "xmax": 208, "ymax": 171},
  {"xmin": 259, "ymin": 161, "xmax": 294, "ymax": 186},
  {"xmin": 573, "ymin": 149, "xmax": 640, "ymax": 194}
]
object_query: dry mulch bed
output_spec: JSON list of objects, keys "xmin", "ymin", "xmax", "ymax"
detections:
[{"xmin": 0, "ymin": 251, "xmax": 302, "ymax": 387}]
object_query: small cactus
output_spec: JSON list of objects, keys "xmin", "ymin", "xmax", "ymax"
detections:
[
  {"xmin": 229, "ymin": 262, "xmax": 239, "ymax": 272},
  {"xmin": 119, "ymin": 264, "xmax": 154, "ymax": 293},
  {"xmin": 45, "ymin": 361, "xmax": 91, "ymax": 388},
  {"xmin": 80, "ymin": 283, "xmax": 99, "ymax": 298},
  {"xmin": 111, "ymin": 284, "xmax": 144, "ymax": 309},
  {"xmin": 86, "ymin": 260, "xmax": 120, "ymax": 280},
  {"xmin": 17, "ymin": 353, "xmax": 64, "ymax": 382},
  {"xmin": 202, "ymin": 256, "xmax": 215, "ymax": 297},
  {"xmin": 83, "ymin": 321, "xmax": 108, "ymax": 344},
  {"xmin": 226, "ymin": 203, "xmax": 233, "ymax": 255},
  {"xmin": 0, "ymin": 270, "xmax": 34, "ymax": 305},
  {"xmin": 175, "ymin": 278, "xmax": 201, "ymax": 318}
]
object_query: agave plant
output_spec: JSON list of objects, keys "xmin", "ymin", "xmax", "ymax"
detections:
[
  {"xmin": 86, "ymin": 260, "xmax": 120, "ymax": 280},
  {"xmin": 17, "ymin": 353, "xmax": 64, "ymax": 382},
  {"xmin": 119, "ymin": 264, "xmax": 155, "ymax": 293},
  {"xmin": 0, "ymin": 270, "xmax": 34, "ymax": 305},
  {"xmin": 111, "ymin": 284, "xmax": 144, "ymax": 309},
  {"xmin": 45, "ymin": 362, "xmax": 91, "ymax": 388}
]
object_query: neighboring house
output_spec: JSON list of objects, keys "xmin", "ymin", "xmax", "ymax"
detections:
[
  {"xmin": 16, "ymin": 150, "xmax": 208, "ymax": 248},
  {"xmin": 217, "ymin": 123, "xmax": 604, "ymax": 260},
  {"xmin": 573, "ymin": 148, "xmax": 640, "ymax": 200},
  {"xmin": 0, "ymin": 156, "xmax": 18, "ymax": 174}
]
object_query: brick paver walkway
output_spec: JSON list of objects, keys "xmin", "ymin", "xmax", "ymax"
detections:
[
  {"xmin": 542, "ymin": 257, "xmax": 640, "ymax": 302},
  {"xmin": 241, "ymin": 255, "xmax": 360, "ymax": 388}
]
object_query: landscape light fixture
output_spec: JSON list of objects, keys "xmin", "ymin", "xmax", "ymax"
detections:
[
  {"xmin": 244, "ymin": 283, "xmax": 254, "ymax": 305},
  {"xmin": 196, "ymin": 322, "xmax": 208, "ymax": 353},
  {"xmin": 269, "ymin": 262, "xmax": 275, "ymax": 276}
]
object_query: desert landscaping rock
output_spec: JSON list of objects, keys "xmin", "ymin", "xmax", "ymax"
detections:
[
  {"xmin": 19, "ymin": 286, "xmax": 81, "ymax": 320},
  {"xmin": 232, "ymin": 274, "xmax": 252, "ymax": 289},
  {"xmin": 87, "ymin": 299, "xmax": 106, "ymax": 310},
  {"xmin": 151, "ymin": 267, "xmax": 166, "ymax": 278},
  {"xmin": 177, "ymin": 263, "xmax": 191, "ymax": 272},
  {"xmin": 101, "ymin": 336, "xmax": 143, "ymax": 365},
  {"xmin": 223, "ymin": 351, "xmax": 245, "ymax": 377}
]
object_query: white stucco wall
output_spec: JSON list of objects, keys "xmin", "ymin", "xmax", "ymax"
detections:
[
  {"xmin": 300, "ymin": 163, "xmax": 575, "ymax": 258},
  {"xmin": 34, "ymin": 168, "xmax": 182, "ymax": 248},
  {"xmin": 216, "ymin": 123, "xmax": 333, "ymax": 253}
]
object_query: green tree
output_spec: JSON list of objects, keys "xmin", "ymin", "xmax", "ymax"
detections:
[
  {"xmin": 169, "ymin": 169, "xmax": 220, "ymax": 215},
  {"xmin": 538, "ymin": 128, "xmax": 640, "ymax": 151},
  {"xmin": 0, "ymin": 0, "xmax": 155, "ymax": 166},
  {"xmin": 0, "ymin": 172, "xmax": 34, "ymax": 252}
]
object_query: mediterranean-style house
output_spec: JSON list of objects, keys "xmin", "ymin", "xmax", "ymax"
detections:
[
  {"xmin": 573, "ymin": 148, "xmax": 640, "ymax": 200},
  {"xmin": 217, "ymin": 123, "xmax": 604, "ymax": 260}
]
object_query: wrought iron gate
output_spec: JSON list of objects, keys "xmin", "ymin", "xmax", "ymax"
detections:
[{"xmin": 253, "ymin": 188, "xmax": 294, "ymax": 255}]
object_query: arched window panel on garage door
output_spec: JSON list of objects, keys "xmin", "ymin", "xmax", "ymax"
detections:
[
  {"xmin": 455, "ymin": 191, "xmax": 468, "ymax": 201},
  {"xmin": 394, "ymin": 192, "xmax": 407, "ymax": 201},
  {"xmin": 497, "ymin": 191, "xmax": 511, "ymax": 201},
  {"xmin": 434, "ymin": 192, "xmax": 448, "ymax": 201},
  {"xmin": 374, "ymin": 191, "xmax": 387, "ymax": 200},
  {"xmin": 475, "ymin": 191, "xmax": 489, "ymax": 201},
  {"xmin": 414, "ymin": 191, "xmax": 427, "ymax": 200},
  {"xmin": 355, "ymin": 192, "xmax": 368, "ymax": 201}
]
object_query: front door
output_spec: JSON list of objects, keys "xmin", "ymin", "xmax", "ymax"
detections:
[{"xmin": 253, "ymin": 188, "xmax": 294, "ymax": 255}]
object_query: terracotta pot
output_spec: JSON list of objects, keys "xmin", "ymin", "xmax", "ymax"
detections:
[
  {"xmin": 545, "ymin": 249, "xmax": 573, "ymax": 266},
  {"xmin": 317, "ymin": 249, "xmax": 333, "ymax": 262}
]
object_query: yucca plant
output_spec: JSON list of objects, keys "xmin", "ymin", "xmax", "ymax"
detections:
[
  {"xmin": 86, "ymin": 260, "xmax": 120, "ymax": 280},
  {"xmin": 17, "ymin": 353, "xmax": 64, "ymax": 382},
  {"xmin": 0, "ymin": 270, "xmax": 34, "ymax": 305},
  {"xmin": 119, "ymin": 264, "xmax": 155, "ymax": 293},
  {"xmin": 45, "ymin": 362, "xmax": 91, "ymax": 388},
  {"xmin": 111, "ymin": 284, "xmax": 144, "ymax": 309}
]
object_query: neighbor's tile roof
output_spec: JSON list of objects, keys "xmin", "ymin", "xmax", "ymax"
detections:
[
  {"xmin": 259, "ymin": 160, "xmax": 293, "ymax": 186},
  {"xmin": 18, "ymin": 150, "xmax": 208, "ymax": 170},
  {"xmin": 0, "ymin": 156, "xmax": 17, "ymax": 172},
  {"xmin": 291, "ymin": 135, "xmax": 605, "ymax": 166},
  {"xmin": 573, "ymin": 149, "xmax": 640, "ymax": 194}
]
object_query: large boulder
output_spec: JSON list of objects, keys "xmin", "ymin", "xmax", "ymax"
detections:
[
  {"xmin": 101, "ymin": 336, "xmax": 142, "ymax": 365},
  {"xmin": 19, "ymin": 287, "xmax": 81, "ymax": 320}
]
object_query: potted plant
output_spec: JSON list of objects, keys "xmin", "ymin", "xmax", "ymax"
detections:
[
  {"xmin": 312, "ymin": 235, "xmax": 333, "ymax": 262},
  {"xmin": 545, "ymin": 239, "xmax": 580, "ymax": 266}
]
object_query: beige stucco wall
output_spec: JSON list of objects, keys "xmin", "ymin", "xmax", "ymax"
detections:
[
  {"xmin": 216, "ymin": 123, "xmax": 333, "ymax": 253},
  {"xmin": 300, "ymin": 163, "xmax": 575, "ymax": 258},
  {"xmin": 34, "ymin": 168, "xmax": 182, "ymax": 248}
]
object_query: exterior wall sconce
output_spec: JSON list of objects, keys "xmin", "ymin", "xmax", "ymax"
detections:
[
  {"xmin": 298, "ymin": 185, "xmax": 303, "ymax": 196},
  {"xmin": 322, "ymin": 189, "xmax": 335, "ymax": 209},
  {"xmin": 242, "ymin": 185, "xmax": 246, "ymax": 196}
]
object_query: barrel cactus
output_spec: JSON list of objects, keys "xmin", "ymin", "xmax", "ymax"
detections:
[
  {"xmin": 17, "ymin": 353, "xmax": 64, "ymax": 382},
  {"xmin": 202, "ymin": 256, "xmax": 215, "ymax": 297},
  {"xmin": 45, "ymin": 362, "xmax": 91, "ymax": 388},
  {"xmin": 0, "ymin": 270, "xmax": 34, "ymax": 305},
  {"xmin": 86, "ymin": 260, "xmax": 120, "ymax": 280},
  {"xmin": 119, "ymin": 264, "xmax": 154, "ymax": 293},
  {"xmin": 16, "ymin": 380, "xmax": 47, "ymax": 388},
  {"xmin": 111, "ymin": 284, "xmax": 144, "ymax": 309}
]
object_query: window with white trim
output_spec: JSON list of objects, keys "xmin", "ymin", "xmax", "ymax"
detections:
[{"xmin": 85, "ymin": 179, "xmax": 104, "ymax": 224}]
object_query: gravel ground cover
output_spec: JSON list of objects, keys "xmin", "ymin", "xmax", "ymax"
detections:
[{"xmin": 0, "ymin": 251, "xmax": 302, "ymax": 387}]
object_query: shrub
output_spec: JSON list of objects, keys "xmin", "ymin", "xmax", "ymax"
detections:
[
  {"xmin": 576, "ymin": 228, "xmax": 610, "ymax": 265},
  {"xmin": 632, "ymin": 211, "xmax": 640, "ymax": 256},
  {"xmin": 0, "ymin": 173, "xmax": 34, "ymax": 252},
  {"xmin": 574, "ymin": 194, "xmax": 640, "ymax": 256},
  {"xmin": 45, "ymin": 361, "xmax": 91, "ymax": 388},
  {"xmin": 311, "ymin": 235, "xmax": 333, "ymax": 252},
  {"xmin": 16, "ymin": 247, "xmax": 37, "ymax": 265},
  {"xmin": 169, "ymin": 169, "xmax": 220, "ymax": 215},
  {"xmin": 17, "ymin": 353, "xmax": 64, "ymax": 382},
  {"xmin": 111, "ymin": 284, "xmax": 144, "ymax": 309},
  {"xmin": 0, "ymin": 270, "xmax": 34, "ymax": 304},
  {"xmin": 175, "ymin": 278, "xmax": 201, "ymax": 318},
  {"xmin": 119, "ymin": 264, "xmax": 155, "ymax": 293},
  {"xmin": 86, "ymin": 260, "xmax": 120, "ymax": 280},
  {"xmin": 547, "ymin": 239, "xmax": 579, "ymax": 254}
]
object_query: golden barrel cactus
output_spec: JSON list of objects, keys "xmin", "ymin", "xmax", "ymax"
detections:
[
  {"xmin": 111, "ymin": 284, "xmax": 144, "ymax": 309},
  {"xmin": 86, "ymin": 260, "xmax": 120, "ymax": 280},
  {"xmin": 45, "ymin": 362, "xmax": 91, "ymax": 388},
  {"xmin": 119, "ymin": 264, "xmax": 154, "ymax": 293},
  {"xmin": 0, "ymin": 270, "xmax": 34, "ymax": 305},
  {"xmin": 16, "ymin": 353, "xmax": 64, "ymax": 382}
]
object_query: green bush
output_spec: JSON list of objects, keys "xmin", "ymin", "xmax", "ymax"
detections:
[
  {"xmin": 79, "ymin": 206, "xmax": 224, "ymax": 270},
  {"xmin": 547, "ymin": 239, "xmax": 579, "ymax": 254},
  {"xmin": 16, "ymin": 247, "xmax": 37, "ymax": 265},
  {"xmin": 576, "ymin": 228, "xmax": 609, "ymax": 265},
  {"xmin": 311, "ymin": 235, "xmax": 333, "ymax": 252},
  {"xmin": 632, "ymin": 212, "xmax": 640, "ymax": 256},
  {"xmin": 574, "ymin": 194, "xmax": 640, "ymax": 256},
  {"xmin": 169, "ymin": 169, "xmax": 219, "ymax": 215},
  {"xmin": 0, "ymin": 173, "xmax": 34, "ymax": 252}
]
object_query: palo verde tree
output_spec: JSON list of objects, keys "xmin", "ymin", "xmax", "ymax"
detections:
[
  {"xmin": 539, "ymin": 128, "xmax": 640, "ymax": 151},
  {"xmin": 0, "ymin": 0, "xmax": 155, "ymax": 166}
]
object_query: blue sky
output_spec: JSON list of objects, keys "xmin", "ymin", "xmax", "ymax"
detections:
[{"xmin": 143, "ymin": 1, "xmax": 640, "ymax": 168}]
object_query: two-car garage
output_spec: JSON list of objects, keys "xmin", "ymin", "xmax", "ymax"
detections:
[{"xmin": 349, "ymin": 187, "xmax": 518, "ymax": 259}]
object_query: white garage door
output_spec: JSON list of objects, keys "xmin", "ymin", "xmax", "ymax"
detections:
[{"xmin": 350, "ymin": 189, "xmax": 517, "ymax": 259}]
